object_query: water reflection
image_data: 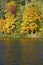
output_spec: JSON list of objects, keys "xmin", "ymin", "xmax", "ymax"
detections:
[
  {"xmin": 3, "ymin": 38, "xmax": 15, "ymax": 65},
  {"xmin": 4, "ymin": 38, "xmax": 22, "ymax": 65},
  {"xmin": 0, "ymin": 38, "xmax": 43, "ymax": 65},
  {"xmin": 20, "ymin": 38, "xmax": 38, "ymax": 65}
]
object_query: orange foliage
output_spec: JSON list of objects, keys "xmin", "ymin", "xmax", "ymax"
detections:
[{"xmin": 0, "ymin": 19, "xmax": 4, "ymax": 32}]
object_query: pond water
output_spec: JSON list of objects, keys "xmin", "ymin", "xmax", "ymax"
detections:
[{"xmin": 0, "ymin": 38, "xmax": 43, "ymax": 65}]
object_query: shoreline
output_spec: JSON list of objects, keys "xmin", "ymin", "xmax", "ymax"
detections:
[{"xmin": 0, "ymin": 32, "xmax": 43, "ymax": 38}]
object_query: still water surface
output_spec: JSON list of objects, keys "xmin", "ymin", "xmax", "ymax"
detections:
[{"xmin": 0, "ymin": 38, "xmax": 43, "ymax": 65}]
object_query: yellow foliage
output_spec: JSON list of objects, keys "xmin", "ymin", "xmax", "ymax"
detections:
[
  {"xmin": 4, "ymin": 12, "xmax": 17, "ymax": 33},
  {"xmin": 7, "ymin": 1, "xmax": 16, "ymax": 7},
  {"xmin": 20, "ymin": 3, "xmax": 42, "ymax": 35},
  {"xmin": 23, "ymin": 6, "xmax": 41, "ymax": 23},
  {"xmin": 29, "ymin": 23, "xmax": 38, "ymax": 30}
]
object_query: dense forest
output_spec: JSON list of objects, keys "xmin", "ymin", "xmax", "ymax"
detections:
[{"xmin": 0, "ymin": 0, "xmax": 43, "ymax": 38}]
